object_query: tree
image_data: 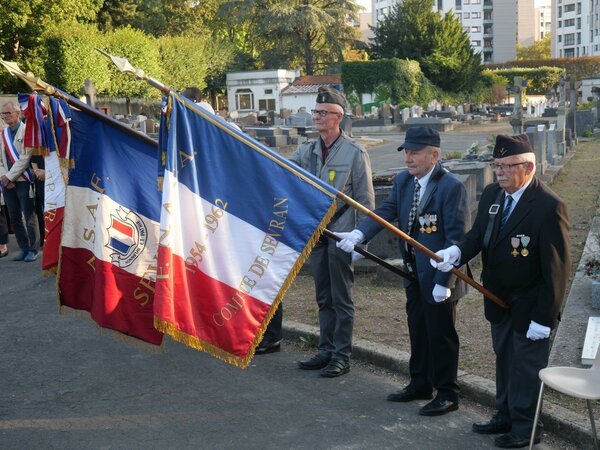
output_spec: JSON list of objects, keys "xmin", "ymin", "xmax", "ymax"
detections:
[
  {"xmin": 97, "ymin": 0, "xmax": 139, "ymax": 32},
  {"xmin": 517, "ymin": 34, "xmax": 551, "ymax": 60},
  {"xmin": 369, "ymin": 0, "xmax": 482, "ymax": 92},
  {"xmin": 158, "ymin": 33, "xmax": 234, "ymax": 92},
  {"xmin": 217, "ymin": 0, "xmax": 362, "ymax": 75}
]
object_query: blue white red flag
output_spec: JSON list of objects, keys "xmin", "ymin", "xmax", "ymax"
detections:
[
  {"xmin": 154, "ymin": 94, "xmax": 337, "ymax": 367},
  {"xmin": 18, "ymin": 92, "xmax": 50, "ymax": 155},
  {"xmin": 58, "ymin": 106, "xmax": 163, "ymax": 346}
]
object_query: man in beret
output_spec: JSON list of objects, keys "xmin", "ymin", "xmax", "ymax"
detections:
[
  {"xmin": 432, "ymin": 134, "xmax": 570, "ymax": 448},
  {"xmin": 337, "ymin": 126, "xmax": 470, "ymax": 415},
  {"xmin": 263, "ymin": 86, "xmax": 374, "ymax": 376}
]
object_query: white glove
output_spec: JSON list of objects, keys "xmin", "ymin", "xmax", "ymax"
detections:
[
  {"xmin": 430, "ymin": 245, "xmax": 461, "ymax": 272},
  {"xmin": 351, "ymin": 251, "xmax": 364, "ymax": 263},
  {"xmin": 335, "ymin": 230, "xmax": 365, "ymax": 253},
  {"xmin": 432, "ymin": 284, "xmax": 451, "ymax": 303},
  {"xmin": 526, "ymin": 320, "xmax": 551, "ymax": 340}
]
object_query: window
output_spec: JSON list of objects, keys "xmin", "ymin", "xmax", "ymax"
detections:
[
  {"xmin": 578, "ymin": 17, "xmax": 581, "ymax": 29},
  {"xmin": 258, "ymin": 99, "xmax": 276, "ymax": 111},
  {"xmin": 471, "ymin": 11, "xmax": 481, "ymax": 18},
  {"xmin": 577, "ymin": 32, "xmax": 581, "ymax": 44},
  {"xmin": 564, "ymin": 4, "xmax": 575, "ymax": 13},
  {"xmin": 564, "ymin": 18, "xmax": 575, "ymax": 27},
  {"xmin": 564, "ymin": 33, "xmax": 575, "ymax": 45},
  {"xmin": 471, "ymin": 26, "xmax": 481, "ymax": 32},
  {"xmin": 472, "ymin": 40, "xmax": 481, "ymax": 46},
  {"xmin": 264, "ymin": 89, "xmax": 273, "ymax": 95},
  {"xmin": 564, "ymin": 48, "xmax": 575, "ymax": 57},
  {"xmin": 471, "ymin": 0, "xmax": 481, "ymax": 4},
  {"xmin": 558, "ymin": 6, "xmax": 562, "ymax": 17},
  {"xmin": 235, "ymin": 88, "xmax": 254, "ymax": 110},
  {"xmin": 438, "ymin": 0, "xmax": 443, "ymax": 10},
  {"xmin": 558, "ymin": 34, "xmax": 562, "ymax": 42},
  {"xmin": 578, "ymin": 2, "xmax": 581, "ymax": 13},
  {"xmin": 464, "ymin": 12, "xmax": 470, "ymax": 18},
  {"xmin": 455, "ymin": 0, "xmax": 462, "ymax": 10},
  {"xmin": 558, "ymin": 20, "xmax": 562, "ymax": 28}
]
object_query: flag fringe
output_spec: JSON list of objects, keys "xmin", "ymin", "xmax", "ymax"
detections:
[
  {"xmin": 153, "ymin": 201, "xmax": 337, "ymax": 369},
  {"xmin": 59, "ymin": 304, "xmax": 163, "ymax": 354}
]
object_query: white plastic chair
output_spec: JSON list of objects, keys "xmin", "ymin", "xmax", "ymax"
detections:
[{"xmin": 530, "ymin": 344, "xmax": 600, "ymax": 449}]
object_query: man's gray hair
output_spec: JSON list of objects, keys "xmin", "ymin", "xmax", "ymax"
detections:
[{"xmin": 2, "ymin": 101, "xmax": 20, "ymax": 112}]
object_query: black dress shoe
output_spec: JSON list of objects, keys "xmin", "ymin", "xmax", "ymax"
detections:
[
  {"xmin": 297, "ymin": 353, "xmax": 331, "ymax": 370},
  {"xmin": 255, "ymin": 340, "xmax": 281, "ymax": 355},
  {"xmin": 418, "ymin": 397, "xmax": 459, "ymax": 416},
  {"xmin": 387, "ymin": 386, "xmax": 433, "ymax": 403},
  {"xmin": 494, "ymin": 432, "xmax": 540, "ymax": 448},
  {"xmin": 320, "ymin": 358, "xmax": 350, "ymax": 378},
  {"xmin": 0, "ymin": 249, "xmax": 8, "ymax": 258},
  {"xmin": 472, "ymin": 415, "xmax": 512, "ymax": 435}
]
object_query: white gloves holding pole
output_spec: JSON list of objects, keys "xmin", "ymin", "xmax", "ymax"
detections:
[
  {"xmin": 430, "ymin": 245, "xmax": 461, "ymax": 272},
  {"xmin": 335, "ymin": 229, "xmax": 365, "ymax": 252},
  {"xmin": 526, "ymin": 320, "xmax": 550, "ymax": 340}
]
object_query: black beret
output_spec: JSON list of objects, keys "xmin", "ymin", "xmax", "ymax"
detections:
[
  {"xmin": 316, "ymin": 86, "xmax": 346, "ymax": 109},
  {"xmin": 397, "ymin": 126, "xmax": 441, "ymax": 151},
  {"xmin": 493, "ymin": 134, "xmax": 533, "ymax": 158}
]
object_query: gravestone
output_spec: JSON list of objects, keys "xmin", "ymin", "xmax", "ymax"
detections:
[
  {"xmin": 81, "ymin": 79, "xmax": 97, "ymax": 107},
  {"xmin": 546, "ymin": 123, "xmax": 557, "ymax": 165},
  {"xmin": 526, "ymin": 126, "xmax": 544, "ymax": 176},
  {"xmin": 401, "ymin": 108, "xmax": 410, "ymax": 123},
  {"xmin": 382, "ymin": 104, "xmax": 391, "ymax": 125}
]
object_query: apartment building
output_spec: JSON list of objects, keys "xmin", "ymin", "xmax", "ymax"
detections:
[
  {"xmin": 372, "ymin": 0, "xmax": 538, "ymax": 63},
  {"xmin": 552, "ymin": 0, "xmax": 594, "ymax": 58}
]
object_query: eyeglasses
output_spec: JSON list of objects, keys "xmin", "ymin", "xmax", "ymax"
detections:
[
  {"xmin": 311, "ymin": 109, "xmax": 340, "ymax": 117},
  {"xmin": 492, "ymin": 162, "xmax": 528, "ymax": 171},
  {"xmin": 0, "ymin": 112, "xmax": 16, "ymax": 117}
]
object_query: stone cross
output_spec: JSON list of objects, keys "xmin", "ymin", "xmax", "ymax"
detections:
[{"xmin": 81, "ymin": 78, "xmax": 97, "ymax": 107}]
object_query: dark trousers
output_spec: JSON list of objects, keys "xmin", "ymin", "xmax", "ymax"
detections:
[
  {"xmin": 0, "ymin": 203, "xmax": 8, "ymax": 245},
  {"xmin": 261, "ymin": 304, "xmax": 283, "ymax": 343},
  {"xmin": 405, "ymin": 282, "xmax": 460, "ymax": 402},
  {"xmin": 3, "ymin": 182, "xmax": 39, "ymax": 253},
  {"xmin": 34, "ymin": 179, "xmax": 44, "ymax": 247},
  {"xmin": 310, "ymin": 240, "xmax": 354, "ymax": 362},
  {"xmin": 491, "ymin": 315, "xmax": 548, "ymax": 436}
]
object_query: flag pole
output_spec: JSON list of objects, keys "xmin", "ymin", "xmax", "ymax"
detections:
[
  {"xmin": 96, "ymin": 51, "xmax": 508, "ymax": 310},
  {"xmin": 0, "ymin": 59, "xmax": 157, "ymax": 147}
]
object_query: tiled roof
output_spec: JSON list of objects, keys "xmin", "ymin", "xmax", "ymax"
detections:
[{"xmin": 281, "ymin": 74, "xmax": 342, "ymax": 95}]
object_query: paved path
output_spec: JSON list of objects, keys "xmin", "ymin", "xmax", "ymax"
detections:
[{"xmin": 0, "ymin": 238, "xmax": 577, "ymax": 449}]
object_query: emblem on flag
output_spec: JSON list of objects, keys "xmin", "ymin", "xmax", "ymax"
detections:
[{"xmin": 106, "ymin": 206, "xmax": 148, "ymax": 267}]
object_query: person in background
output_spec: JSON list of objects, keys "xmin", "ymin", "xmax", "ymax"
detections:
[
  {"xmin": 337, "ymin": 126, "xmax": 470, "ymax": 415},
  {"xmin": 181, "ymin": 87, "xmax": 216, "ymax": 115},
  {"xmin": 0, "ymin": 100, "xmax": 39, "ymax": 262},
  {"xmin": 432, "ymin": 134, "xmax": 570, "ymax": 448}
]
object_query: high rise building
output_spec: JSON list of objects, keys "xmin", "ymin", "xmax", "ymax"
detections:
[
  {"xmin": 371, "ymin": 0, "xmax": 538, "ymax": 63},
  {"xmin": 552, "ymin": 0, "xmax": 592, "ymax": 58}
]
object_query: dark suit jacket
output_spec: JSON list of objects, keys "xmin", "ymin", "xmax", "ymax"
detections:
[
  {"xmin": 358, "ymin": 163, "xmax": 470, "ymax": 304},
  {"xmin": 458, "ymin": 176, "xmax": 570, "ymax": 332}
]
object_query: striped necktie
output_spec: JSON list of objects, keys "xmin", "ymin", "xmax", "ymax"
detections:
[
  {"xmin": 407, "ymin": 178, "xmax": 420, "ymax": 233},
  {"xmin": 500, "ymin": 195, "xmax": 513, "ymax": 228}
]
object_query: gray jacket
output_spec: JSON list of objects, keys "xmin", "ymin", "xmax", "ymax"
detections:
[
  {"xmin": 291, "ymin": 131, "xmax": 375, "ymax": 232},
  {"xmin": 0, "ymin": 123, "xmax": 30, "ymax": 182}
]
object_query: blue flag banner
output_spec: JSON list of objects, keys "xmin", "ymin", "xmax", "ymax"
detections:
[{"xmin": 154, "ymin": 94, "xmax": 338, "ymax": 367}]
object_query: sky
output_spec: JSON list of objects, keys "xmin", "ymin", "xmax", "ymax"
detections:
[{"xmin": 357, "ymin": 0, "xmax": 371, "ymax": 13}]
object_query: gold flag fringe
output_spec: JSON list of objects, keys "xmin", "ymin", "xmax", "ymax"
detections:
[
  {"xmin": 59, "ymin": 304, "xmax": 164, "ymax": 354},
  {"xmin": 153, "ymin": 201, "xmax": 338, "ymax": 369}
]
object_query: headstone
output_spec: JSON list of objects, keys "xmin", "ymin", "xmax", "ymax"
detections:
[
  {"xmin": 526, "ymin": 126, "xmax": 543, "ymax": 176},
  {"xmin": 382, "ymin": 104, "xmax": 391, "ymax": 125},
  {"xmin": 537, "ymin": 124, "xmax": 548, "ymax": 168},
  {"xmin": 237, "ymin": 113, "xmax": 258, "ymax": 126},
  {"xmin": 581, "ymin": 316, "xmax": 600, "ymax": 365},
  {"xmin": 401, "ymin": 108, "xmax": 410, "ymax": 123},
  {"xmin": 456, "ymin": 105, "xmax": 464, "ymax": 115},
  {"xmin": 546, "ymin": 123, "xmax": 557, "ymax": 165}
]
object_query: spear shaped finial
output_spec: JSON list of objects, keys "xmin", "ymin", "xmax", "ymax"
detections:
[
  {"xmin": 96, "ymin": 48, "xmax": 169, "ymax": 93},
  {"xmin": 0, "ymin": 59, "xmax": 55, "ymax": 94}
]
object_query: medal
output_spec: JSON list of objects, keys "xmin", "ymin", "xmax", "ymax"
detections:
[
  {"xmin": 419, "ymin": 216, "xmax": 426, "ymax": 233},
  {"xmin": 511, "ymin": 237, "xmax": 520, "ymax": 257},
  {"xmin": 520, "ymin": 235, "xmax": 530, "ymax": 257},
  {"xmin": 430, "ymin": 214, "xmax": 437, "ymax": 232},
  {"xmin": 425, "ymin": 215, "xmax": 432, "ymax": 234}
]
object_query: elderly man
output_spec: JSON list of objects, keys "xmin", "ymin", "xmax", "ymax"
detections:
[
  {"xmin": 337, "ymin": 126, "xmax": 470, "ymax": 415},
  {"xmin": 432, "ymin": 134, "xmax": 570, "ymax": 448},
  {"xmin": 274, "ymin": 86, "xmax": 375, "ymax": 376},
  {"xmin": 0, "ymin": 101, "xmax": 39, "ymax": 262}
]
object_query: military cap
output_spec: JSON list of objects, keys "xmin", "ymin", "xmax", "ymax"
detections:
[
  {"xmin": 397, "ymin": 126, "xmax": 441, "ymax": 151},
  {"xmin": 493, "ymin": 134, "xmax": 533, "ymax": 158},
  {"xmin": 316, "ymin": 86, "xmax": 346, "ymax": 109}
]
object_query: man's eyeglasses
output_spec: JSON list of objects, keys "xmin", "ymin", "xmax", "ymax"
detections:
[
  {"xmin": 0, "ymin": 112, "xmax": 16, "ymax": 117},
  {"xmin": 311, "ymin": 109, "xmax": 339, "ymax": 117},
  {"xmin": 492, "ymin": 162, "xmax": 528, "ymax": 171}
]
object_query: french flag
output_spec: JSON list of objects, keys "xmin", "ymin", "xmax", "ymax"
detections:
[
  {"xmin": 58, "ymin": 107, "xmax": 163, "ymax": 346},
  {"xmin": 154, "ymin": 94, "xmax": 337, "ymax": 367}
]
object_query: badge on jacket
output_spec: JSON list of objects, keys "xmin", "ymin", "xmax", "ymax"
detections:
[
  {"xmin": 419, "ymin": 213, "xmax": 438, "ymax": 234},
  {"xmin": 510, "ymin": 234, "xmax": 530, "ymax": 257}
]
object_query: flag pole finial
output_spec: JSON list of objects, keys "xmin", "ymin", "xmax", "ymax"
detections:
[
  {"xmin": 96, "ymin": 48, "xmax": 169, "ymax": 93},
  {"xmin": 0, "ymin": 59, "xmax": 55, "ymax": 94}
]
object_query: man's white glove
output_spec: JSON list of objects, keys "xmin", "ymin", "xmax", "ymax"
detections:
[
  {"xmin": 351, "ymin": 251, "xmax": 364, "ymax": 263},
  {"xmin": 526, "ymin": 320, "xmax": 550, "ymax": 340},
  {"xmin": 432, "ymin": 284, "xmax": 451, "ymax": 303},
  {"xmin": 430, "ymin": 245, "xmax": 461, "ymax": 272},
  {"xmin": 335, "ymin": 230, "xmax": 365, "ymax": 253}
]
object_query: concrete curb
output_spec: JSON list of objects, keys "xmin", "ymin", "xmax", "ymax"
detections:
[{"xmin": 283, "ymin": 320, "xmax": 595, "ymax": 446}]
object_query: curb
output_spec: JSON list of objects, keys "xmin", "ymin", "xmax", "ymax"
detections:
[{"xmin": 283, "ymin": 320, "xmax": 595, "ymax": 446}]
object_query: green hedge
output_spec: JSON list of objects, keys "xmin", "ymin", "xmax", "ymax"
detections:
[
  {"xmin": 486, "ymin": 67, "xmax": 564, "ymax": 95},
  {"xmin": 486, "ymin": 57, "xmax": 599, "ymax": 79}
]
